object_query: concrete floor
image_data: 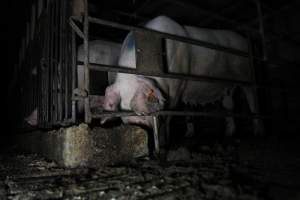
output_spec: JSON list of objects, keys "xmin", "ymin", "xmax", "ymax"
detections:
[{"xmin": 1, "ymin": 136, "xmax": 299, "ymax": 200}]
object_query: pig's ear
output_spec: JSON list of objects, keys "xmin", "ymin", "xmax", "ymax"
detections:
[{"xmin": 131, "ymin": 78, "xmax": 165, "ymax": 114}]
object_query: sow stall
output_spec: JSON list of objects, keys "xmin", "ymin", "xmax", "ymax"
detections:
[{"xmin": 16, "ymin": 0, "xmax": 293, "ymax": 145}]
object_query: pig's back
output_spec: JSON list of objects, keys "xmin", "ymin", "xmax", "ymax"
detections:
[{"xmin": 182, "ymin": 26, "xmax": 251, "ymax": 105}]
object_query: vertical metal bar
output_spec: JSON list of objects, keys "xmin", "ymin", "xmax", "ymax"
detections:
[
  {"xmin": 39, "ymin": 12, "xmax": 44, "ymax": 126},
  {"xmin": 49, "ymin": 1, "xmax": 54, "ymax": 126},
  {"xmin": 31, "ymin": 4, "xmax": 36, "ymax": 41},
  {"xmin": 55, "ymin": 0, "xmax": 60, "ymax": 124},
  {"xmin": 54, "ymin": 0, "xmax": 60, "ymax": 124},
  {"xmin": 254, "ymin": 0, "xmax": 267, "ymax": 61},
  {"xmin": 247, "ymin": 36, "xmax": 261, "ymax": 118},
  {"xmin": 152, "ymin": 116, "xmax": 160, "ymax": 154},
  {"xmin": 71, "ymin": 28, "xmax": 77, "ymax": 123},
  {"xmin": 61, "ymin": 0, "xmax": 67, "ymax": 121},
  {"xmin": 26, "ymin": 22, "xmax": 30, "ymax": 47},
  {"xmin": 83, "ymin": 0, "xmax": 91, "ymax": 123},
  {"xmin": 65, "ymin": 0, "xmax": 72, "ymax": 122},
  {"xmin": 38, "ymin": 0, "xmax": 43, "ymax": 18},
  {"xmin": 44, "ymin": 2, "xmax": 49, "ymax": 126},
  {"xmin": 58, "ymin": 0, "xmax": 63, "ymax": 122},
  {"xmin": 41, "ymin": 6, "xmax": 48, "ymax": 127}
]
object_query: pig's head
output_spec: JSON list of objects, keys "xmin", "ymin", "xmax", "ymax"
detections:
[
  {"xmin": 100, "ymin": 84, "xmax": 121, "ymax": 124},
  {"xmin": 130, "ymin": 77, "xmax": 165, "ymax": 115},
  {"xmin": 103, "ymin": 84, "xmax": 121, "ymax": 111}
]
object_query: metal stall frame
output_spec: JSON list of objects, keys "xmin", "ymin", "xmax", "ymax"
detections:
[
  {"xmin": 68, "ymin": 0, "xmax": 281, "ymax": 151},
  {"xmin": 18, "ymin": 0, "xmax": 75, "ymax": 129},
  {"xmin": 18, "ymin": 0, "xmax": 294, "ymax": 148}
]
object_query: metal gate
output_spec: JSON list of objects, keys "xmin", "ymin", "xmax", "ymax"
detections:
[{"xmin": 18, "ymin": 0, "xmax": 75, "ymax": 128}]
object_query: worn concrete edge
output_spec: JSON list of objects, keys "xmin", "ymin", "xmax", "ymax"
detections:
[{"xmin": 14, "ymin": 124, "xmax": 91, "ymax": 168}]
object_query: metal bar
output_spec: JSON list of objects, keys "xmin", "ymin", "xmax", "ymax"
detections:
[
  {"xmin": 63, "ymin": 0, "xmax": 68, "ymax": 121},
  {"xmin": 54, "ymin": 0, "xmax": 59, "ymax": 124},
  {"xmin": 152, "ymin": 116, "xmax": 160, "ymax": 154},
  {"xmin": 38, "ymin": 0, "xmax": 43, "ymax": 18},
  {"xmin": 68, "ymin": 0, "xmax": 73, "ymax": 122},
  {"xmin": 84, "ymin": 16, "xmax": 300, "ymax": 68},
  {"xmin": 254, "ymin": 0, "xmax": 267, "ymax": 61},
  {"xmin": 83, "ymin": 0, "xmax": 91, "ymax": 123},
  {"xmin": 92, "ymin": 110, "xmax": 274, "ymax": 120},
  {"xmin": 71, "ymin": 29, "xmax": 77, "ymax": 122},
  {"xmin": 49, "ymin": 2, "xmax": 55, "ymax": 125},
  {"xmin": 85, "ymin": 62, "xmax": 292, "ymax": 91},
  {"xmin": 31, "ymin": 4, "xmax": 36, "ymax": 41},
  {"xmin": 59, "ymin": 0, "xmax": 64, "ymax": 122},
  {"xmin": 78, "ymin": 16, "xmax": 300, "ymax": 73},
  {"xmin": 247, "ymin": 35, "xmax": 261, "ymax": 122},
  {"xmin": 44, "ymin": 11, "xmax": 50, "ymax": 127},
  {"xmin": 84, "ymin": 16, "xmax": 249, "ymax": 58},
  {"xmin": 69, "ymin": 18, "xmax": 85, "ymax": 39}
]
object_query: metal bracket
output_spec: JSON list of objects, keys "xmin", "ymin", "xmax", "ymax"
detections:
[{"xmin": 134, "ymin": 30, "xmax": 164, "ymax": 75}]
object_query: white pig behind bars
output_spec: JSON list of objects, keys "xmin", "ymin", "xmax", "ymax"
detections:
[{"xmin": 103, "ymin": 15, "xmax": 264, "ymax": 136}]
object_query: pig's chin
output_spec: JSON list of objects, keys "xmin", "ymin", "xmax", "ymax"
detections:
[{"xmin": 122, "ymin": 116, "xmax": 153, "ymax": 128}]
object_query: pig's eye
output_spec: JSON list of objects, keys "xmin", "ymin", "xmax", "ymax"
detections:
[{"xmin": 109, "ymin": 103, "xmax": 113, "ymax": 108}]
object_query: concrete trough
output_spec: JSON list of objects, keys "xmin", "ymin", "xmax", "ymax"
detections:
[{"xmin": 16, "ymin": 124, "xmax": 148, "ymax": 168}]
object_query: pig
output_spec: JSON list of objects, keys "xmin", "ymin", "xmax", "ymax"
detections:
[
  {"xmin": 102, "ymin": 15, "xmax": 264, "ymax": 136},
  {"xmin": 25, "ymin": 40, "xmax": 121, "ymax": 126},
  {"xmin": 77, "ymin": 40, "xmax": 121, "ymax": 113}
]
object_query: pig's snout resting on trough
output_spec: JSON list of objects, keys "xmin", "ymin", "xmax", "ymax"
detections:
[{"xmin": 102, "ymin": 15, "xmax": 264, "ymax": 136}]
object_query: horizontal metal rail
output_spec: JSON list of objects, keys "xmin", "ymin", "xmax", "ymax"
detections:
[
  {"xmin": 85, "ymin": 62, "xmax": 252, "ymax": 86},
  {"xmin": 71, "ymin": 16, "xmax": 249, "ymax": 58},
  {"xmin": 81, "ymin": 62, "xmax": 290, "ymax": 91},
  {"xmin": 71, "ymin": 16, "xmax": 300, "ymax": 70},
  {"xmin": 92, "ymin": 110, "xmax": 273, "ymax": 120}
]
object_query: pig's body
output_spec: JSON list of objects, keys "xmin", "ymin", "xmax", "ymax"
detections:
[{"xmin": 103, "ymin": 16, "xmax": 263, "ymax": 135}]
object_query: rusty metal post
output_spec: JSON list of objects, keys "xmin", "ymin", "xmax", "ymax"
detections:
[{"xmin": 83, "ymin": 0, "xmax": 91, "ymax": 123}]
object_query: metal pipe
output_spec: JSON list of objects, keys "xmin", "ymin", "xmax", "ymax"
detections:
[
  {"xmin": 254, "ymin": 0, "xmax": 268, "ymax": 61},
  {"xmin": 63, "ymin": 0, "xmax": 69, "ymax": 121},
  {"xmin": 247, "ymin": 35, "xmax": 262, "ymax": 123},
  {"xmin": 83, "ymin": 16, "xmax": 249, "ymax": 58},
  {"xmin": 69, "ymin": 18, "xmax": 85, "ymax": 39},
  {"xmin": 83, "ymin": 0, "xmax": 91, "ymax": 123},
  {"xmin": 78, "ymin": 16, "xmax": 300, "ymax": 68},
  {"xmin": 85, "ymin": 62, "xmax": 292, "ymax": 91},
  {"xmin": 49, "ymin": 2, "xmax": 54, "ymax": 125},
  {"xmin": 71, "ymin": 29, "xmax": 77, "ymax": 122},
  {"xmin": 59, "ymin": 0, "xmax": 64, "ymax": 122},
  {"xmin": 92, "ymin": 110, "xmax": 273, "ymax": 120}
]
